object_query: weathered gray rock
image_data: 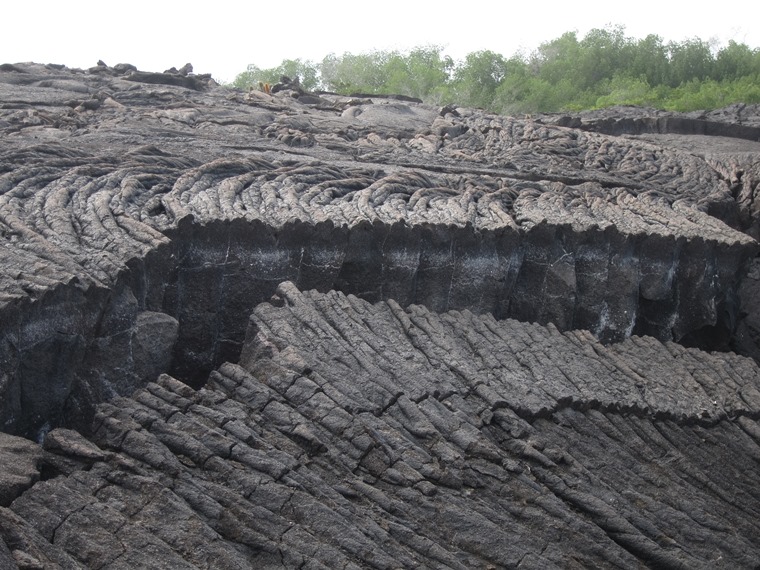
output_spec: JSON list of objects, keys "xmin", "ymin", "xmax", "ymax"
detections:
[
  {"xmin": 0, "ymin": 434, "xmax": 42, "ymax": 507},
  {"xmin": 544, "ymin": 104, "xmax": 760, "ymax": 236},
  {"xmin": 42, "ymin": 428, "xmax": 107, "ymax": 476},
  {"xmin": 2, "ymin": 62, "xmax": 759, "ymax": 436},
  {"xmin": 0, "ymin": 504, "xmax": 103, "ymax": 569},
  {"xmin": 3, "ymin": 58, "xmax": 760, "ymax": 567},
  {"xmin": 3, "ymin": 285, "xmax": 760, "ymax": 568},
  {"xmin": 551, "ymin": 103, "xmax": 760, "ymax": 142}
]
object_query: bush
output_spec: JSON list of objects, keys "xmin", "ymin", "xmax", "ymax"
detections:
[{"xmin": 232, "ymin": 59, "xmax": 319, "ymax": 91}]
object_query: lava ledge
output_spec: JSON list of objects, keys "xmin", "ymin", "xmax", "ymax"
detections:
[
  {"xmin": 3, "ymin": 284, "xmax": 760, "ymax": 568},
  {"xmin": 1, "ymin": 62, "xmax": 758, "ymax": 439}
]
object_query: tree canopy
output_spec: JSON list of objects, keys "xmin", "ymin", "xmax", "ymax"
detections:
[{"xmin": 231, "ymin": 27, "xmax": 760, "ymax": 114}]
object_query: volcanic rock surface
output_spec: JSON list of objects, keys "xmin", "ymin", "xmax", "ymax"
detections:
[
  {"xmin": 1, "ymin": 61, "xmax": 760, "ymax": 568},
  {"xmin": 3, "ymin": 284, "xmax": 760, "ymax": 569}
]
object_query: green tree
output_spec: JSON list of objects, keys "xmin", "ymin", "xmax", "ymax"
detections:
[
  {"xmin": 232, "ymin": 64, "xmax": 269, "ymax": 90},
  {"xmin": 577, "ymin": 25, "xmax": 631, "ymax": 88},
  {"xmin": 629, "ymin": 34, "xmax": 670, "ymax": 86},
  {"xmin": 667, "ymin": 38, "xmax": 714, "ymax": 86},
  {"xmin": 531, "ymin": 31, "xmax": 582, "ymax": 86},
  {"xmin": 383, "ymin": 46, "xmax": 453, "ymax": 102},
  {"xmin": 320, "ymin": 51, "xmax": 391, "ymax": 93},
  {"xmin": 715, "ymin": 40, "xmax": 758, "ymax": 80},
  {"xmin": 232, "ymin": 59, "xmax": 319, "ymax": 91},
  {"xmin": 451, "ymin": 50, "xmax": 515, "ymax": 109},
  {"xmin": 595, "ymin": 75, "xmax": 655, "ymax": 107},
  {"xmin": 320, "ymin": 47, "xmax": 452, "ymax": 103},
  {"xmin": 491, "ymin": 64, "xmax": 535, "ymax": 114}
]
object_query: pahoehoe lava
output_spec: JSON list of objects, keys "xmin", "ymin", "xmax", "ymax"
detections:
[{"xmin": 2, "ymin": 61, "xmax": 760, "ymax": 568}]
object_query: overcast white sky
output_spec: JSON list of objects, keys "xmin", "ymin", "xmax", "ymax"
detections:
[{"xmin": 3, "ymin": 1, "xmax": 758, "ymax": 84}]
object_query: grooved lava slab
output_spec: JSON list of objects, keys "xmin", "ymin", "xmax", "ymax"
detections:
[{"xmin": 3, "ymin": 284, "xmax": 760, "ymax": 568}]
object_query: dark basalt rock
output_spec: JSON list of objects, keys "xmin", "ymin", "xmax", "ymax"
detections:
[
  {"xmin": 2, "ymin": 61, "xmax": 760, "ymax": 567},
  {"xmin": 123, "ymin": 71, "xmax": 212, "ymax": 91},
  {"xmin": 2, "ymin": 62, "xmax": 759, "ymax": 437},
  {"xmin": 0, "ymin": 434, "xmax": 42, "ymax": 507},
  {"xmin": 2, "ymin": 285, "xmax": 760, "ymax": 568},
  {"xmin": 553, "ymin": 105, "xmax": 760, "ymax": 142},
  {"xmin": 545, "ymin": 105, "xmax": 760, "ymax": 237}
]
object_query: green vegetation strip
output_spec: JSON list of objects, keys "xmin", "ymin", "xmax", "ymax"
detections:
[{"xmin": 231, "ymin": 26, "xmax": 760, "ymax": 114}]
